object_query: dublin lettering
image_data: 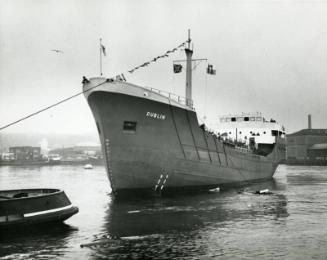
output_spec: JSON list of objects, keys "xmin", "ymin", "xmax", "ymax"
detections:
[{"xmin": 146, "ymin": 112, "xmax": 166, "ymax": 120}]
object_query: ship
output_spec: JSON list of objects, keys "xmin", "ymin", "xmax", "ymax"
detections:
[{"xmin": 83, "ymin": 31, "xmax": 286, "ymax": 196}]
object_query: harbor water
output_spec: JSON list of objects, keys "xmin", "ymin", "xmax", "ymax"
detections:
[{"xmin": 1, "ymin": 165, "xmax": 327, "ymax": 259}]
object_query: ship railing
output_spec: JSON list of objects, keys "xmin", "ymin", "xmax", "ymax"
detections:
[
  {"xmin": 235, "ymin": 146, "xmax": 251, "ymax": 154},
  {"xmin": 144, "ymin": 86, "xmax": 194, "ymax": 109}
]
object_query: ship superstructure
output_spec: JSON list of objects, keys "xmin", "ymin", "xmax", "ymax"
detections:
[
  {"xmin": 215, "ymin": 112, "xmax": 285, "ymax": 156},
  {"xmin": 83, "ymin": 31, "xmax": 285, "ymax": 195},
  {"xmin": 217, "ymin": 112, "xmax": 285, "ymax": 143}
]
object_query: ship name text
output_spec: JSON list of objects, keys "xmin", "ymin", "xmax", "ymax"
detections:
[{"xmin": 146, "ymin": 112, "xmax": 166, "ymax": 120}]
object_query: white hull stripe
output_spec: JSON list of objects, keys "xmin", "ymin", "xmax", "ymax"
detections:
[{"xmin": 24, "ymin": 204, "xmax": 73, "ymax": 217}]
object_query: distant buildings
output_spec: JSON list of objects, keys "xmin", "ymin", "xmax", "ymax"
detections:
[
  {"xmin": 0, "ymin": 146, "xmax": 45, "ymax": 165},
  {"xmin": 286, "ymin": 115, "xmax": 327, "ymax": 165},
  {"xmin": 1, "ymin": 152, "xmax": 15, "ymax": 161},
  {"xmin": 48, "ymin": 145, "xmax": 103, "ymax": 165},
  {"xmin": 49, "ymin": 145, "xmax": 101, "ymax": 157},
  {"xmin": 9, "ymin": 146, "xmax": 42, "ymax": 161},
  {"xmin": 0, "ymin": 144, "xmax": 103, "ymax": 166}
]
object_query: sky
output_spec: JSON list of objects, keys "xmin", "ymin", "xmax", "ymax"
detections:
[{"xmin": 0, "ymin": 0, "xmax": 327, "ymax": 135}]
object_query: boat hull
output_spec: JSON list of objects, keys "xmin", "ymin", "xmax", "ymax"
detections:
[
  {"xmin": 0, "ymin": 189, "xmax": 78, "ymax": 229},
  {"xmin": 85, "ymin": 80, "xmax": 285, "ymax": 195}
]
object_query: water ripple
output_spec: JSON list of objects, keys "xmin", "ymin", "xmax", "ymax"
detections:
[{"xmin": 1, "ymin": 165, "xmax": 327, "ymax": 259}]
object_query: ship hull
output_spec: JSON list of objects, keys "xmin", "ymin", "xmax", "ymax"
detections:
[{"xmin": 85, "ymin": 79, "xmax": 284, "ymax": 195}]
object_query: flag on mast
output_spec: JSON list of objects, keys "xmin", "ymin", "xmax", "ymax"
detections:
[
  {"xmin": 101, "ymin": 44, "xmax": 106, "ymax": 56},
  {"xmin": 206, "ymin": 64, "xmax": 216, "ymax": 75},
  {"xmin": 173, "ymin": 64, "xmax": 182, "ymax": 73},
  {"xmin": 99, "ymin": 38, "xmax": 107, "ymax": 76}
]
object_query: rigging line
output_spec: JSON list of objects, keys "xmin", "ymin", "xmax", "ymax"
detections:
[
  {"xmin": 204, "ymin": 61, "xmax": 208, "ymax": 121},
  {"xmin": 192, "ymin": 60, "xmax": 203, "ymax": 71},
  {"xmin": 0, "ymin": 80, "xmax": 108, "ymax": 132},
  {"xmin": 127, "ymin": 40, "xmax": 187, "ymax": 74}
]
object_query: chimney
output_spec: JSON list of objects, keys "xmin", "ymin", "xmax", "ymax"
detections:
[{"xmin": 308, "ymin": 114, "xmax": 312, "ymax": 129}]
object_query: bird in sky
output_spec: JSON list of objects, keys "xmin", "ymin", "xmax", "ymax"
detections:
[{"xmin": 51, "ymin": 49, "xmax": 64, "ymax": 53}]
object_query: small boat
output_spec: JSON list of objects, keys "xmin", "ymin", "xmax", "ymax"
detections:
[
  {"xmin": 254, "ymin": 189, "xmax": 273, "ymax": 195},
  {"xmin": 84, "ymin": 164, "xmax": 93, "ymax": 169},
  {"xmin": 0, "ymin": 188, "xmax": 78, "ymax": 229},
  {"xmin": 208, "ymin": 187, "xmax": 220, "ymax": 193}
]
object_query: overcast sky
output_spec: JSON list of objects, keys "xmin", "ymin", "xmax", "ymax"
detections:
[{"xmin": 0, "ymin": 0, "xmax": 326, "ymax": 135}]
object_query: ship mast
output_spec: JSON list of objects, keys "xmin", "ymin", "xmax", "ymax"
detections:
[
  {"xmin": 185, "ymin": 29, "xmax": 193, "ymax": 107},
  {"xmin": 173, "ymin": 30, "xmax": 206, "ymax": 108}
]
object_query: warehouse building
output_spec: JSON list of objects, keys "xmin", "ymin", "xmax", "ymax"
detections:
[
  {"xmin": 9, "ymin": 146, "xmax": 42, "ymax": 161},
  {"xmin": 286, "ymin": 115, "xmax": 327, "ymax": 165}
]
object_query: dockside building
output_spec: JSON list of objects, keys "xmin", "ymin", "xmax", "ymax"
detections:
[
  {"xmin": 286, "ymin": 115, "xmax": 327, "ymax": 165},
  {"xmin": 9, "ymin": 146, "xmax": 42, "ymax": 161}
]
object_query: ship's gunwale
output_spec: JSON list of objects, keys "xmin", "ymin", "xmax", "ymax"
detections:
[{"xmin": 83, "ymin": 77, "xmax": 194, "ymax": 112}]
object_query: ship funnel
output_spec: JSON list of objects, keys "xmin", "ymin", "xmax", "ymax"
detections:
[{"xmin": 308, "ymin": 114, "xmax": 312, "ymax": 129}]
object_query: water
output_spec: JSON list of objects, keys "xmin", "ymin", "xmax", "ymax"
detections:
[{"xmin": 1, "ymin": 165, "xmax": 327, "ymax": 259}]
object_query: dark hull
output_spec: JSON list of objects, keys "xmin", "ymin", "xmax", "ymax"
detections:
[
  {"xmin": 0, "ymin": 189, "xmax": 78, "ymax": 229},
  {"xmin": 87, "ymin": 90, "xmax": 285, "ymax": 195},
  {"xmin": 0, "ymin": 206, "xmax": 78, "ymax": 229}
]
